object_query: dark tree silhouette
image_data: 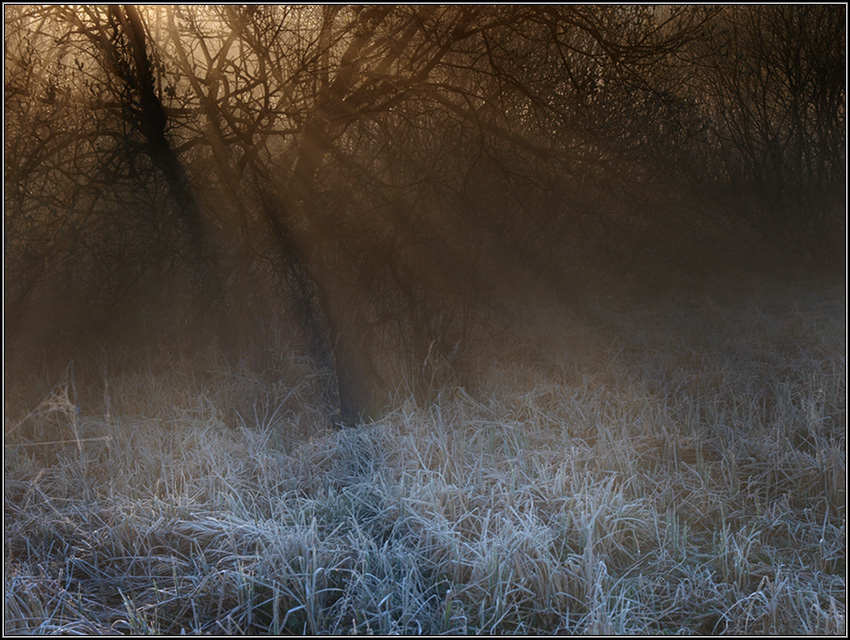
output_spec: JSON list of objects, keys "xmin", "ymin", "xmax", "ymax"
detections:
[{"xmin": 5, "ymin": 5, "xmax": 844, "ymax": 423}]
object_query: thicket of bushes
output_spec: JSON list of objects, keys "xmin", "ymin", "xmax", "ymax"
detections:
[{"xmin": 5, "ymin": 5, "xmax": 845, "ymax": 419}]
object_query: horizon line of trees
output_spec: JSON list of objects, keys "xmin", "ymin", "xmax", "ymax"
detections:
[{"xmin": 5, "ymin": 5, "xmax": 845, "ymax": 423}]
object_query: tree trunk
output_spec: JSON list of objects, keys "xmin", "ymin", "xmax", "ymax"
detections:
[
  {"xmin": 282, "ymin": 118, "xmax": 386, "ymax": 425},
  {"xmin": 112, "ymin": 5, "xmax": 232, "ymax": 350}
]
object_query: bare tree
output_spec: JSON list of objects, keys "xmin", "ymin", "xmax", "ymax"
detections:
[{"xmin": 8, "ymin": 6, "xmax": 840, "ymax": 422}]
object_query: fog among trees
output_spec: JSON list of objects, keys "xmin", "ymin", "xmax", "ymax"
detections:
[{"xmin": 5, "ymin": 5, "xmax": 846, "ymax": 424}]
